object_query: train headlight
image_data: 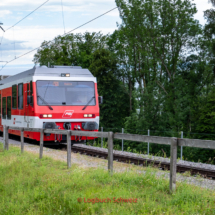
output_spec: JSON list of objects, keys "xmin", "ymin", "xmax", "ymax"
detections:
[
  {"xmin": 83, "ymin": 114, "xmax": 95, "ymax": 118},
  {"xmin": 40, "ymin": 114, "xmax": 52, "ymax": 118},
  {"xmin": 61, "ymin": 73, "xmax": 70, "ymax": 77}
]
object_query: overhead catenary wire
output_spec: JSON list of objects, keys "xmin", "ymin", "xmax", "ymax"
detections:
[
  {"xmin": 62, "ymin": 7, "xmax": 117, "ymax": 37},
  {"xmin": 0, "ymin": 0, "xmax": 50, "ymax": 66},
  {"xmin": 0, "ymin": 32, "xmax": 4, "ymax": 45},
  {"xmin": 0, "ymin": 0, "xmax": 49, "ymax": 46},
  {"xmin": 61, "ymin": 0, "xmax": 66, "ymax": 34},
  {"xmin": 0, "ymin": 6, "xmax": 118, "ymax": 72},
  {"xmin": 0, "ymin": 3, "xmax": 190, "ymax": 48},
  {"xmin": 0, "ymin": 31, "xmax": 5, "ymax": 68},
  {"xmin": 0, "ymin": 26, "xmax": 5, "ymax": 32},
  {"xmin": 5, "ymin": 0, "xmax": 50, "ymax": 32}
]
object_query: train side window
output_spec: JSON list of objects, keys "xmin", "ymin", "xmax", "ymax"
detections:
[
  {"xmin": 0, "ymin": 94, "xmax": 1, "ymax": 118},
  {"xmin": 18, "ymin": 83, "xmax": 23, "ymax": 109},
  {"xmin": 12, "ymin": 85, "xmax": 17, "ymax": 109},
  {"xmin": 2, "ymin": 97, "xmax": 6, "ymax": 119},
  {"xmin": 30, "ymin": 81, "xmax": 33, "ymax": 106},
  {"xmin": 27, "ymin": 83, "xmax": 29, "ymax": 95},
  {"xmin": 30, "ymin": 81, "xmax": 33, "ymax": 95},
  {"xmin": 7, "ymin": 97, "xmax": 11, "ymax": 120}
]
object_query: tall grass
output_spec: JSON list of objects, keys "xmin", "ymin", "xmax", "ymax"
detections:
[{"xmin": 0, "ymin": 144, "xmax": 215, "ymax": 215}]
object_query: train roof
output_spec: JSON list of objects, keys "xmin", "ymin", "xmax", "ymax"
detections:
[{"xmin": 0, "ymin": 65, "xmax": 94, "ymax": 85}]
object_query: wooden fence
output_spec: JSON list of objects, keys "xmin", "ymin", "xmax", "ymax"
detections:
[{"xmin": 3, "ymin": 125, "xmax": 215, "ymax": 193}]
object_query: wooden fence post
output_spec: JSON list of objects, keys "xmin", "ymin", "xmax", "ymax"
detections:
[
  {"xmin": 21, "ymin": 128, "xmax": 24, "ymax": 153},
  {"xmin": 39, "ymin": 129, "xmax": 44, "ymax": 159},
  {"xmin": 67, "ymin": 131, "xmax": 71, "ymax": 169},
  {"xmin": 170, "ymin": 137, "xmax": 178, "ymax": 192},
  {"xmin": 4, "ymin": 125, "xmax": 9, "ymax": 150},
  {"xmin": 108, "ymin": 132, "xmax": 113, "ymax": 175},
  {"xmin": 3, "ymin": 125, "xmax": 5, "ymax": 150}
]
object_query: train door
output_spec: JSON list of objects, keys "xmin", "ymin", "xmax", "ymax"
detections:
[
  {"xmin": 12, "ymin": 84, "xmax": 17, "ymax": 128},
  {"xmin": 6, "ymin": 96, "xmax": 11, "ymax": 124},
  {"xmin": 2, "ymin": 95, "xmax": 11, "ymax": 125},
  {"xmin": 25, "ymin": 83, "xmax": 30, "ymax": 127},
  {"xmin": 18, "ymin": 83, "xmax": 24, "ymax": 126},
  {"xmin": 0, "ymin": 91, "xmax": 1, "ymax": 127},
  {"xmin": 29, "ymin": 81, "xmax": 34, "ymax": 127},
  {"xmin": 26, "ymin": 81, "xmax": 33, "ymax": 128},
  {"xmin": 2, "ymin": 97, "xmax": 6, "ymax": 123}
]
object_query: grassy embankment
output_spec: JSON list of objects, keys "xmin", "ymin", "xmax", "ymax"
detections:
[{"xmin": 0, "ymin": 144, "xmax": 215, "ymax": 215}]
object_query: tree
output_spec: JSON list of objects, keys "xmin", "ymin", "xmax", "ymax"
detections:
[
  {"xmin": 33, "ymin": 32, "xmax": 109, "ymax": 68},
  {"xmin": 196, "ymin": 90, "xmax": 215, "ymax": 136},
  {"xmin": 115, "ymin": 0, "xmax": 202, "ymax": 132},
  {"xmin": 89, "ymin": 49, "xmax": 130, "ymax": 128},
  {"xmin": 108, "ymin": 30, "xmax": 136, "ymax": 114},
  {"xmin": 204, "ymin": 9, "xmax": 215, "ymax": 67},
  {"xmin": 209, "ymin": 0, "xmax": 215, "ymax": 7}
]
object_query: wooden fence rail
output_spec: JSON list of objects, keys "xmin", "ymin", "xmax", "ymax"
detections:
[
  {"xmin": 114, "ymin": 133, "xmax": 171, "ymax": 145},
  {"xmin": 3, "ymin": 125, "xmax": 215, "ymax": 193}
]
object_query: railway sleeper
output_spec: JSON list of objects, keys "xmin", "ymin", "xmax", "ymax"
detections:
[{"xmin": 51, "ymin": 146, "xmax": 215, "ymax": 181}]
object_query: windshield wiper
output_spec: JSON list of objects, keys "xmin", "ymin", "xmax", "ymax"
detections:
[
  {"xmin": 37, "ymin": 95, "xmax": 53, "ymax": 110},
  {"xmin": 82, "ymin": 96, "xmax": 95, "ymax": 110}
]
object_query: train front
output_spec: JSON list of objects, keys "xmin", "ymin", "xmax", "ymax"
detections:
[{"xmin": 33, "ymin": 66, "xmax": 101, "ymax": 143}]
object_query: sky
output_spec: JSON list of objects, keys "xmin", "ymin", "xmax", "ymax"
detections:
[{"xmin": 0, "ymin": 0, "xmax": 213, "ymax": 75}]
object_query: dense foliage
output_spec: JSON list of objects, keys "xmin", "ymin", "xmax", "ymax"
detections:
[
  {"xmin": 33, "ymin": 0, "xmax": 215, "ymax": 163},
  {"xmin": 89, "ymin": 49, "xmax": 130, "ymax": 128}
]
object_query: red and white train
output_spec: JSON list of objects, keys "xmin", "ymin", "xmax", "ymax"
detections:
[{"xmin": 0, "ymin": 65, "xmax": 102, "ymax": 144}]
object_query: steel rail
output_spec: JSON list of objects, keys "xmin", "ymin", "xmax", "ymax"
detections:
[
  {"xmin": 71, "ymin": 145, "xmax": 215, "ymax": 179},
  {"xmin": 2, "ymin": 131, "xmax": 215, "ymax": 179}
]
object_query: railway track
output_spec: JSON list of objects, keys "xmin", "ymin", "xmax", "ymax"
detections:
[
  {"xmin": 71, "ymin": 145, "xmax": 215, "ymax": 180},
  {"xmin": 2, "ymin": 133, "xmax": 215, "ymax": 180}
]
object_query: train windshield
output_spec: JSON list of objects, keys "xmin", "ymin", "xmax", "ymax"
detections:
[{"xmin": 36, "ymin": 81, "xmax": 95, "ymax": 106}]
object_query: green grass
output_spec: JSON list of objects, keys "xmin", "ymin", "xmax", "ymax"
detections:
[{"xmin": 0, "ymin": 144, "xmax": 215, "ymax": 215}]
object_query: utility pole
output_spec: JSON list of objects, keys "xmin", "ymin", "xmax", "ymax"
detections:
[{"xmin": 0, "ymin": 22, "xmax": 5, "ymax": 32}]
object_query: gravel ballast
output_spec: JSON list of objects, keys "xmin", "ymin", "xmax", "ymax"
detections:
[{"xmin": 75, "ymin": 143, "xmax": 215, "ymax": 171}]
